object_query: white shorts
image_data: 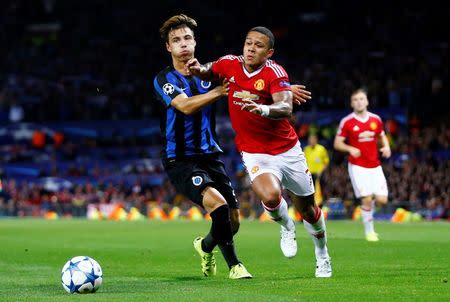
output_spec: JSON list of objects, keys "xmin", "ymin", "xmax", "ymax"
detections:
[
  {"xmin": 348, "ymin": 163, "xmax": 388, "ymax": 198},
  {"xmin": 241, "ymin": 142, "xmax": 315, "ymax": 196}
]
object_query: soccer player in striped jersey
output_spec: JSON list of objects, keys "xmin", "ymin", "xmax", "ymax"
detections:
[
  {"xmin": 334, "ymin": 89, "xmax": 391, "ymax": 242},
  {"xmin": 187, "ymin": 26, "xmax": 332, "ymax": 278},
  {"xmin": 154, "ymin": 14, "xmax": 252, "ymax": 279}
]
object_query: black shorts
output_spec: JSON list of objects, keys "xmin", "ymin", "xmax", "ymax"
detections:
[{"xmin": 162, "ymin": 154, "xmax": 239, "ymax": 209}]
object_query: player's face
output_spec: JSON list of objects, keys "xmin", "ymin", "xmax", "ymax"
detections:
[
  {"xmin": 243, "ymin": 31, "xmax": 274, "ymax": 72},
  {"xmin": 308, "ymin": 135, "xmax": 318, "ymax": 146},
  {"xmin": 166, "ymin": 26, "xmax": 196, "ymax": 62},
  {"xmin": 351, "ymin": 92, "xmax": 369, "ymax": 113}
]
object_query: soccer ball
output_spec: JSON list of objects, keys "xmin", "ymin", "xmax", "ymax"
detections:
[{"xmin": 61, "ymin": 256, "xmax": 103, "ymax": 294}]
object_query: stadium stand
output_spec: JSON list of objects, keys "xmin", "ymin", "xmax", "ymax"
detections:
[{"xmin": 0, "ymin": 0, "xmax": 448, "ymax": 220}]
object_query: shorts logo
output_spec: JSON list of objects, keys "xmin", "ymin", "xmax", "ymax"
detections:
[
  {"xmin": 192, "ymin": 176, "xmax": 203, "ymax": 186},
  {"xmin": 251, "ymin": 166, "xmax": 260, "ymax": 174},
  {"xmin": 200, "ymin": 81, "xmax": 211, "ymax": 89},
  {"xmin": 163, "ymin": 83, "xmax": 175, "ymax": 95},
  {"xmin": 254, "ymin": 79, "xmax": 265, "ymax": 91}
]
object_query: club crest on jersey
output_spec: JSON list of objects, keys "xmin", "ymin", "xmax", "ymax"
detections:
[
  {"xmin": 200, "ymin": 81, "xmax": 211, "ymax": 89},
  {"xmin": 254, "ymin": 79, "xmax": 265, "ymax": 91},
  {"xmin": 162, "ymin": 83, "xmax": 175, "ymax": 95},
  {"xmin": 233, "ymin": 90, "xmax": 260, "ymax": 101},
  {"xmin": 192, "ymin": 176, "xmax": 203, "ymax": 186},
  {"xmin": 251, "ymin": 166, "xmax": 260, "ymax": 174},
  {"xmin": 370, "ymin": 122, "xmax": 377, "ymax": 130}
]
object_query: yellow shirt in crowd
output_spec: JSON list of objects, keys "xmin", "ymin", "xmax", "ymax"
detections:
[{"xmin": 304, "ymin": 144, "xmax": 329, "ymax": 175}]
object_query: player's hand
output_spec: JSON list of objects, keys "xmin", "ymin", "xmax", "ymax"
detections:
[
  {"xmin": 291, "ymin": 84, "xmax": 311, "ymax": 105},
  {"xmin": 185, "ymin": 58, "xmax": 201, "ymax": 75},
  {"xmin": 380, "ymin": 146, "xmax": 391, "ymax": 158},
  {"xmin": 240, "ymin": 98, "xmax": 262, "ymax": 115},
  {"xmin": 349, "ymin": 147, "xmax": 361, "ymax": 158},
  {"xmin": 213, "ymin": 79, "xmax": 229, "ymax": 97}
]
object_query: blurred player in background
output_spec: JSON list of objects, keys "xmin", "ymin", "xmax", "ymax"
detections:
[
  {"xmin": 304, "ymin": 134, "xmax": 329, "ymax": 207},
  {"xmin": 153, "ymin": 14, "xmax": 252, "ymax": 279},
  {"xmin": 334, "ymin": 88, "xmax": 391, "ymax": 242},
  {"xmin": 187, "ymin": 26, "xmax": 332, "ymax": 278}
]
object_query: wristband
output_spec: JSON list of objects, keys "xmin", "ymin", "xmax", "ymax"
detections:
[{"xmin": 260, "ymin": 104, "xmax": 270, "ymax": 117}]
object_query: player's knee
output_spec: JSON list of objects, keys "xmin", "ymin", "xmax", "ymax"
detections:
[
  {"xmin": 260, "ymin": 190, "xmax": 282, "ymax": 208},
  {"xmin": 376, "ymin": 196, "xmax": 388, "ymax": 205},
  {"xmin": 293, "ymin": 194, "xmax": 315, "ymax": 216},
  {"xmin": 202, "ymin": 187, "xmax": 227, "ymax": 213}
]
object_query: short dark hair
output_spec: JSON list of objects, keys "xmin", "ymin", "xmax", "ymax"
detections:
[
  {"xmin": 248, "ymin": 26, "xmax": 275, "ymax": 48},
  {"xmin": 351, "ymin": 88, "xmax": 368, "ymax": 98},
  {"xmin": 159, "ymin": 14, "xmax": 197, "ymax": 42}
]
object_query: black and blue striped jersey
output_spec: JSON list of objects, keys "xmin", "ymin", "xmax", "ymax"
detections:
[{"xmin": 153, "ymin": 66, "xmax": 223, "ymax": 160}]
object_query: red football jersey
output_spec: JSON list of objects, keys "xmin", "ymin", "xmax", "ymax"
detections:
[
  {"xmin": 212, "ymin": 55, "xmax": 298, "ymax": 154},
  {"xmin": 336, "ymin": 112, "xmax": 385, "ymax": 168}
]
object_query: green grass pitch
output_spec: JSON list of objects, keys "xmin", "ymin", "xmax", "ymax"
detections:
[{"xmin": 0, "ymin": 219, "xmax": 449, "ymax": 301}]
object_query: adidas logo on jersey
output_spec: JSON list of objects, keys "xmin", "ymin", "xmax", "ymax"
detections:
[
  {"xmin": 353, "ymin": 125, "xmax": 360, "ymax": 131},
  {"xmin": 229, "ymin": 76, "xmax": 235, "ymax": 83}
]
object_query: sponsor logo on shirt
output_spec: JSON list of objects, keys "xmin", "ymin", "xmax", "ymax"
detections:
[
  {"xmin": 233, "ymin": 90, "xmax": 260, "ymax": 101},
  {"xmin": 254, "ymin": 79, "xmax": 265, "ymax": 91},
  {"xmin": 358, "ymin": 130, "xmax": 376, "ymax": 142}
]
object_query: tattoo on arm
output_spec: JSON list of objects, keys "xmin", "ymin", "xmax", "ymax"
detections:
[
  {"xmin": 197, "ymin": 62, "xmax": 214, "ymax": 80},
  {"xmin": 267, "ymin": 90, "xmax": 293, "ymax": 119}
]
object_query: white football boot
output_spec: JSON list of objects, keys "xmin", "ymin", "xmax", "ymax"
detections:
[
  {"xmin": 280, "ymin": 226, "xmax": 297, "ymax": 258},
  {"xmin": 315, "ymin": 257, "xmax": 332, "ymax": 278}
]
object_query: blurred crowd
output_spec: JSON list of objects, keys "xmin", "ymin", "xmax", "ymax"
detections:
[
  {"xmin": 0, "ymin": 0, "xmax": 448, "ymax": 220},
  {"xmin": 1, "ymin": 122, "xmax": 449, "ymax": 220},
  {"xmin": 0, "ymin": 1, "xmax": 448, "ymax": 122}
]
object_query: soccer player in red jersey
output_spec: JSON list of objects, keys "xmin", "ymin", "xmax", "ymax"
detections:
[
  {"xmin": 187, "ymin": 26, "xmax": 332, "ymax": 278},
  {"xmin": 334, "ymin": 89, "xmax": 391, "ymax": 242}
]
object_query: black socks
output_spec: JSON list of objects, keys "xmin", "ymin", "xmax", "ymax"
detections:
[{"xmin": 202, "ymin": 204, "xmax": 239, "ymax": 268}]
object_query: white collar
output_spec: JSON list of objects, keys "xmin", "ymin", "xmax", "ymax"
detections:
[{"xmin": 352, "ymin": 112, "xmax": 370, "ymax": 123}]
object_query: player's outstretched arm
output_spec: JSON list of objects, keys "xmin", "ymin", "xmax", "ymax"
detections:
[
  {"xmin": 291, "ymin": 84, "xmax": 312, "ymax": 105},
  {"xmin": 240, "ymin": 90, "xmax": 292, "ymax": 120},
  {"xmin": 171, "ymin": 80, "xmax": 229, "ymax": 115},
  {"xmin": 185, "ymin": 58, "xmax": 215, "ymax": 81}
]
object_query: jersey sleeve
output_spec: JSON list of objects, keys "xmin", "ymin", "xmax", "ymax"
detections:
[
  {"xmin": 153, "ymin": 72, "xmax": 183, "ymax": 107},
  {"xmin": 211, "ymin": 55, "xmax": 238, "ymax": 79},
  {"xmin": 372, "ymin": 114, "xmax": 385, "ymax": 137},
  {"xmin": 265, "ymin": 61, "xmax": 291, "ymax": 95},
  {"xmin": 336, "ymin": 119, "xmax": 349, "ymax": 138},
  {"xmin": 378, "ymin": 117, "xmax": 386, "ymax": 136}
]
